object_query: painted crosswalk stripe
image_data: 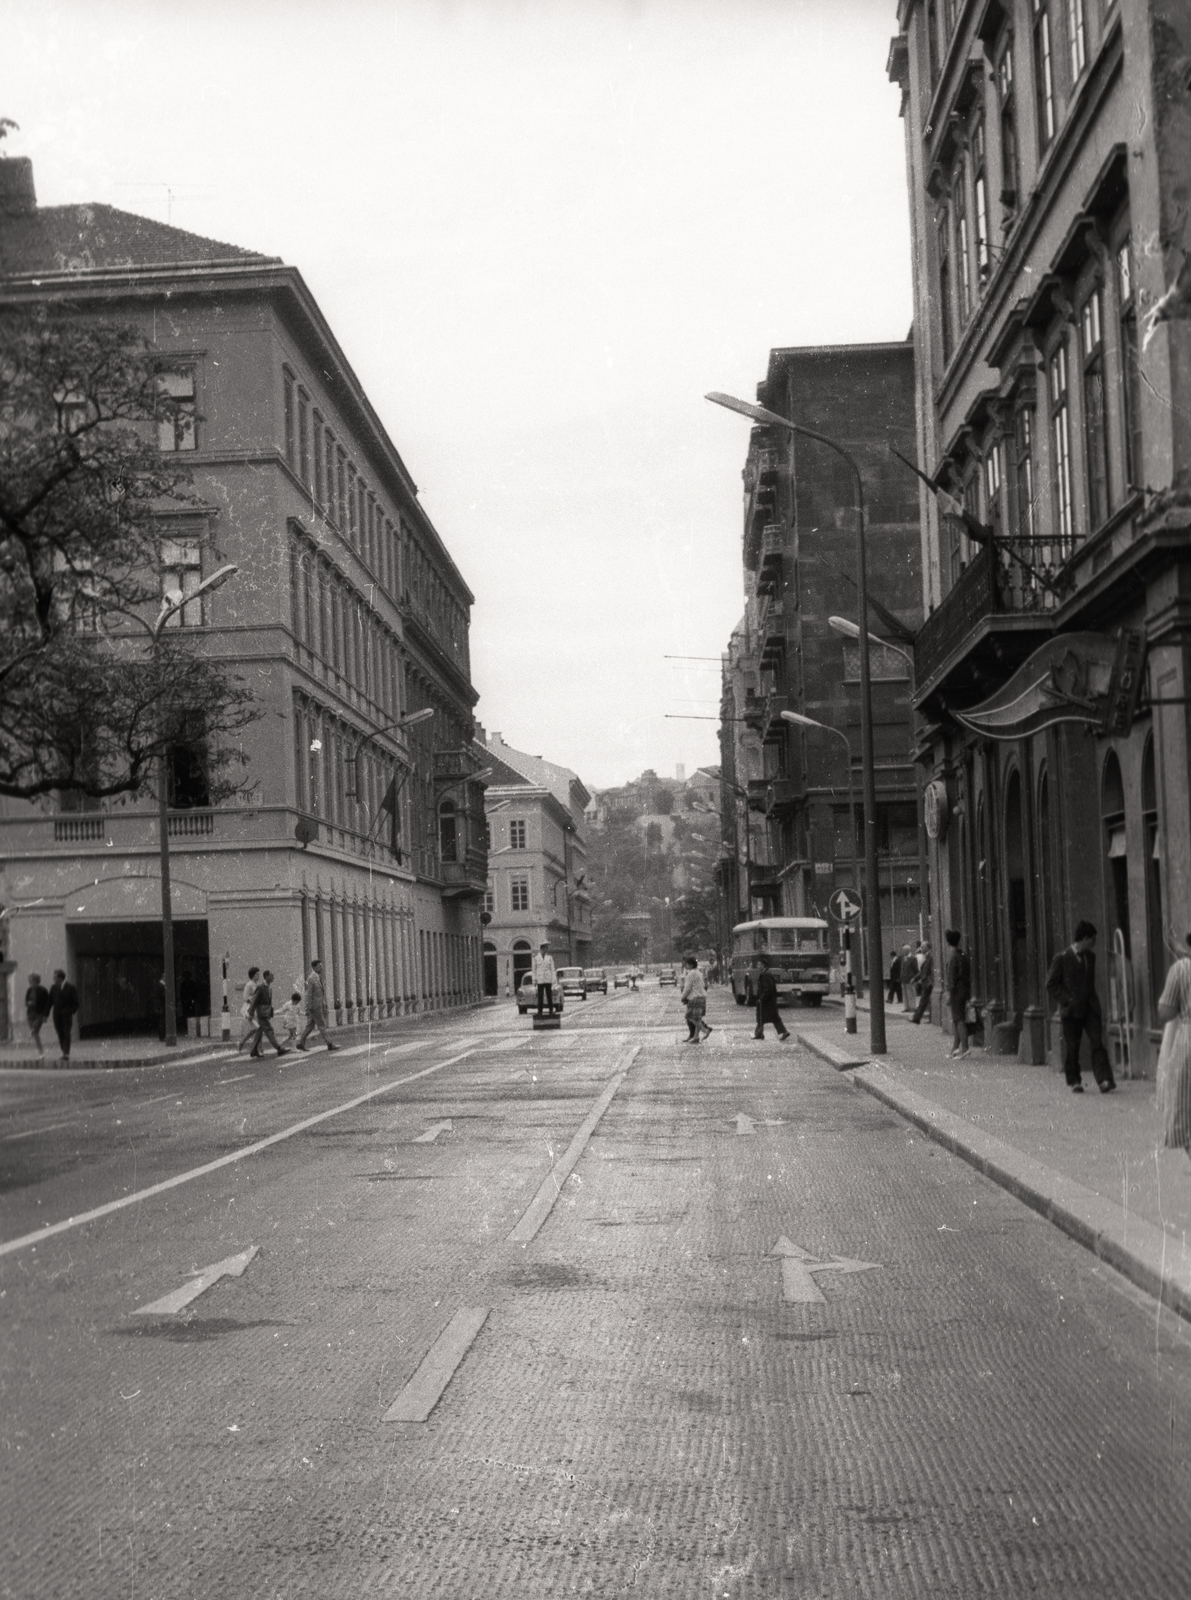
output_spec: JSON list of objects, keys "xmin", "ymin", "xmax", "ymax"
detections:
[
  {"xmin": 383, "ymin": 1306, "xmax": 490, "ymax": 1422},
  {"xmin": 0, "ymin": 1048, "xmax": 476, "ymax": 1259},
  {"xmin": 507, "ymin": 1045, "xmax": 640, "ymax": 1244}
]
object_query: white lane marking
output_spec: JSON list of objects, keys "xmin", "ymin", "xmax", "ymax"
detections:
[
  {"xmin": 383, "ymin": 1306, "xmax": 490, "ymax": 1423},
  {"xmin": 771, "ymin": 1236, "xmax": 879, "ymax": 1303},
  {"xmin": 0, "ymin": 1048, "xmax": 476, "ymax": 1259},
  {"xmin": 133, "ymin": 1245, "xmax": 259, "ymax": 1316},
  {"xmin": 733, "ymin": 1113, "xmax": 787, "ymax": 1135},
  {"xmin": 138, "ymin": 1092, "xmax": 181, "ymax": 1108},
  {"xmin": 216, "ymin": 1074, "xmax": 255, "ymax": 1086},
  {"xmin": 384, "ymin": 1041, "xmax": 427, "ymax": 1058},
  {"xmin": 413, "ymin": 1119, "xmax": 452, "ymax": 1144},
  {"xmin": 507, "ymin": 1046, "xmax": 640, "ymax": 1245},
  {"xmin": 1, "ymin": 1119, "xmax": 79, "ymax": 1142}
]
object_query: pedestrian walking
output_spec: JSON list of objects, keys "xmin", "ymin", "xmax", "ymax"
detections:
[
  {"xmin": 943, "ymin": 929, "xmax": 971, "ymax": 1057},
  {"xmin": 912, "ymin": 941, "xmax": 934, "ymax": 1024},
  {"xmin": 901, "ymin": 943, "xmax": 918, "ymax": 1012},
  {"xmin": 533, "ymin": 942, "xmax": 556, "ymax": 1016},
  {"xmin": 237, "ymin": 967, "xmax": 262, "ymax": 1053},
  {"xmin": 24, "ymin": 972, "xmax": 50, "ymax": 1056},
  {"xmin": 277, "ymin": 991, "xmax": 303, "ymax": 1047},
  {"xmin": 245, "ymin": 970, "xmax": 289, "ymax": 1057},
  {"xmin": 296, "ymin": 959, "xmax": 338, "ymax": 1051},
  {"xmin": 48, "ymin": 968, "xmax": 79, "ymax": 1063},
  {"xmin": 679, "ymin": 955, "xmax": 712, "ymax": 1043},
  {"xmin": 754, "ymin": 966, "xmax": 790, "ymax": 1041},
  {"xmin": 887, "ymin": 949, "xmax": 903, "ymax": 1005},
  {"xmin": 1046, "ymin": 920, "xmax": 1116, "ymax": 1093},
  {"xmin": 1157, "ymin": 937, "xmax": 1191, "ymax": 1164}
]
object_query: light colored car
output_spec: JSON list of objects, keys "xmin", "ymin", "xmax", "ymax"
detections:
[
  {"xmin": 613, "ymin": 971, "xmax": 632, "ymax": 989},
  {"xmin": 584, "ymin": 967, "xmax": 608, "ymax": 994},
  {"xmin": 658, "ymin": 966, "xmax": 679, "ymax": 987},
  {"xmin": 557, "ymin": 966, "xmax": 587, "ymax": 999},
  {"xmin": 516, "ymin": 973, "xmax": 566, "ymax": 1015}
]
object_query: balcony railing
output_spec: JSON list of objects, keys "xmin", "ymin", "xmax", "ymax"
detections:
[
  {"xmin": 915, "ymin": 538, "xmax": 1057, "ymax": 689},
  {"xmin": 168, "ymin": 810, "xmax": 215, "ymax": 837}
]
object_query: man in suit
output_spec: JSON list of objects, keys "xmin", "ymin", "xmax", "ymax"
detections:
[
  {"xmin": 245, "ymin": 970, "xmax": 290, "ymax": 1058},
  {"xmin": 48, "ymin": 968, "xmax": 79, "ymax": 1064},
  {"xmin": 1046, "ymin": 919, "xmax": 1116, "ymax": 1094},
  {"xmin": 296, "ymin": 958, "xmax": 338, "ymax": 1052}
]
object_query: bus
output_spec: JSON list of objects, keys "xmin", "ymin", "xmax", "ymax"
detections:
[{"xmin": 730, "ymin": 917, "xmax": 831, "ymax": 1008}]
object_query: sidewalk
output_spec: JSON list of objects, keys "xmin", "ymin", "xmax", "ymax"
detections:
[{"xmin": 796, "ymin": 999, "xmax": 1191, "ymax": 1325}]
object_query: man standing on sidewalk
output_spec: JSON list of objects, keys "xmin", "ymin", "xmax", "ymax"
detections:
[
  {"xmin": 1046, "ymin": 920, "xmax": 1116, "ymax": 1094},
  {"xmin": 912, "ymin": 941, "xmax": 934, "ymax": 1025},
  {"xmin": 943, "ymin": 929, "xmax": 971, "ymax": 1058},
  {"xmin": 296, "ymin": 958, "xmax": 338, "ymax": 1052},
  {"xmin": 48, "ymin": 968, "xmax": 79, "ymax": 1064},
  {"xmin": 533, "ymin": 942, "xmax": 556, "ymax": 1016}
]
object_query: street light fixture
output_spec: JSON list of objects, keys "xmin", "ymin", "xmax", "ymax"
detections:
[
  {"xmin": 153, "ymin": 562, "xmax": 239, "ymax": 1047},
  {"xmin": 707, "ymin": 388, "xmax": 886, "ymax": 1055}
]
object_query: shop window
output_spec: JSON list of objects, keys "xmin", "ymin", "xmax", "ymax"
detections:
[
  {"xmin": 1101, "ymin": 750, "xmax": 1130, "ymax": 959},
  {"xmin": 1032, "ymin": 0, "xmax": 1055, "ymax": 153}
]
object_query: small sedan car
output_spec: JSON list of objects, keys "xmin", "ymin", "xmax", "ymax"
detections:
[
  {"xmin": 516, "ymin": 973, "xmax": 566, "ymax": 1015},
  {"xmin": 658, "ymin": 967, "xmax": 679, "ymax": 987},
  {"xmin": 613, "ymin": 971, "xmax": 632, "ymax": 989},
  {"xmin": 557, "ymin": 966, "xmax": 587, "ymax": 999},
  {"xmin": 584, "ymin": 967, "xmax": 609, "ymax": 994}
]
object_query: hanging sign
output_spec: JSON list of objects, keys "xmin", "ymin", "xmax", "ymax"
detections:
[
  {"xmin": 951, "ymin": 633, "xmax": 1118, "ymax": 741},
  {"xmin": 924, "ymin": 780, "xmax": 949, "ymax": 841}
]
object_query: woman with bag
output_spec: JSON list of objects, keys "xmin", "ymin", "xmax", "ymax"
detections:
[{"xmin": 1157, "ymin": 938, "xmax": 1191, "ymax": 1163}]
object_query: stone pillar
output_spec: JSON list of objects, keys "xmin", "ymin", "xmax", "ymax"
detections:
[{"xmin": 328, "ymin": 894, "xmax": 344, "ymax": 1024}]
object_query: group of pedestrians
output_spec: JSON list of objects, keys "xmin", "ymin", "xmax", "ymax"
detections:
[
  {"xmin": 23, "ymin": 970, "xmax": 78, "ymax": 1063},
  {"xmin": 238, "ymin": 959, "xmax": 338, "ymax": 1057}
]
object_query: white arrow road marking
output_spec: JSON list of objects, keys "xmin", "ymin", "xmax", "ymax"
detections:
[
  {"xmin": 384, "ymin": 1306, "xmax": 490, "ymax": 1423},
  {"xmin": 133, "ymin": 1245, "xmax": 259, "ymax": 1316},
  {"xmin": 733, "ymin": 1114, "xmax": 788, "ymax": 1135},
  {"xmin": 771, "ymin": 1236, "xmax": 879, "ymax": 1304},
  {"xmin": 413, "ymin": 1119, "xmax": 453, "ymax": 1144}
]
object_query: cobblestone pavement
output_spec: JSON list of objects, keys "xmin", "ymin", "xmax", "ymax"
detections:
[{"xmin": 3, "ymin": 984, "xmax": 1191, "ymax": 1597}]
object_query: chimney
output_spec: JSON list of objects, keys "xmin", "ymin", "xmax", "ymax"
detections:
[{"xmin": 0, "ymin": 157, "xmax": 37, "ymax": 218}]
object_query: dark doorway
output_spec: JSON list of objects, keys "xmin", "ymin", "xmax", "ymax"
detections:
[
  {"xmin": 483, "ymin": 941, "xmax": 498, "ymax": 997},
  {"xmin": 69, "ymin": 920, "xmax": 210, "ymax": 1037},
  {"xmin": 512, "ymin": 939, "xmax": 532, "ymax": 994},
  {"xmin": 1005, "ymin": 770, "xmax": 1028, "ymax": 1011}
]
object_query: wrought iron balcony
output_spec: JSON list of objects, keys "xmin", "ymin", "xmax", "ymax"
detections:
[
  {"xmin": 440, "ymin": 845, "xmax": 488, "ymax": 898},
  {"xmin": 756, "ymin": 524, "xmax": 785, "ymax": 596},
  {"xmin": 914, "ymin": 538, "xmax": 1057, "ymax": 711},
  {"xmin": 758, "ymin": 597, "xmax": 787, "ymax": 668},
  {"xmin": 742, "ymin": 689, "xmax": 765, "ymax": 732},
  {"xmin": 746, "ymin": 778, "xmax": 770, "ymax": 813}
]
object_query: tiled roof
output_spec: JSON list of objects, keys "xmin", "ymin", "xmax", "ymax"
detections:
[
  {"xmin": 484, "ymin": 735, "xmax": 586, "ymax": 810},
  {"xmin": 0, "ymin": 203, "xmax": 272, "ymax": 278}
]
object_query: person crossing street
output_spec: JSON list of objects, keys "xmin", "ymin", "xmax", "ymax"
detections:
[{"xmin": 296, "ymin": 959, "xmax": 338, "ymax": 1051}]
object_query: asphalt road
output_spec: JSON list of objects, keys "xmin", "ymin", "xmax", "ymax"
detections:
[{"xmin": 3, "ymin": 983, "xmax": 1190, "ymax": 1598}]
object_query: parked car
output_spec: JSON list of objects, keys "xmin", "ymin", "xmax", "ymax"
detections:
[
  {"xmin": 516, "ymin": 973, "xmax": 566, "ymax": 1015},
  {"xmin": 557, "ymin": 966, "xmax": 587, "ymax": 999},
  {"xmin": 658, "ymin": 967, "xmax": 679, "ymax": 987},
  {"xmin": 613, "ymin": 971, "xmax": 632, "ymax": 989},
  {"xmin": 584, "ymin": 967, "xmax": 608, "ymax": 994}
]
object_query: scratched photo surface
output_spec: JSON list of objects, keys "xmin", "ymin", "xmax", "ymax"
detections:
[{"xmin": 3, "ymin": 0, "xmax": 1191, "ymax": 1596}]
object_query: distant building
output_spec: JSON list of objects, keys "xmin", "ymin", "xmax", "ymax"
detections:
[
  {"xmin": 718, "ymin": 341, "xmax": 924, "ymax": 964},
  {"xmin": 480, "ymin": 733, "xmax": 591, "ymax": 995},
  {"xmin": 888, "ymin": 0, "xmax": 1191, "ymax": 1066},
  {"xmin": 0, "ymin": 158, "xmax": 486, "ymax": 1035}
]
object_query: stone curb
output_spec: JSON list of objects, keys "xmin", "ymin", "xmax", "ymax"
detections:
[{"xmin": 797, "ymin": 1028, "xmax": 1191, "ymax": 1327}]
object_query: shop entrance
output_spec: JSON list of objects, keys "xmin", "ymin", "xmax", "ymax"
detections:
[
  {"xmin": 483, "ymin": 941, "xmax": 498, "ymax": 997},
  {"xmin": 68, "ymin": 920, "xmax": 211, "ymax": 1037}
]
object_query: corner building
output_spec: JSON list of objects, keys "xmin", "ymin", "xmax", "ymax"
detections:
[
  {"xmin": 888, "ymin": 2, "xmax": 1191, "ymax": 1068},
  {"xmin": 717, "ymin": 343, "xmax": 924, "ymax": 971},
  {"xmin": 0, "ymin": 159, "xmax": 487, "ymax": 1035}
]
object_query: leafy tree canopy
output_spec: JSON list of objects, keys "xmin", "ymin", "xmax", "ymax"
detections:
[{"xmin": 0, "ymin": 307, "xmax": 257, "ymax": 802}]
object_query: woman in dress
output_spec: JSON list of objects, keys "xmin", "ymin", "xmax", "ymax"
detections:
[{"xmin": 1157, "ymin": 937, "xmax": 1191, "ymax": 1163}]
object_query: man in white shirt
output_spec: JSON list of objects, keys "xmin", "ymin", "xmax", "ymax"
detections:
[{"xmin": 533, "ymin": 942, "xmax": 557, "ymax": 1016}]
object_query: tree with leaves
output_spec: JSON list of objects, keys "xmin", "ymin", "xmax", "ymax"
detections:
[{"xmin": 0, "ymin": 307, "xmax": 257, "ymax": 803}]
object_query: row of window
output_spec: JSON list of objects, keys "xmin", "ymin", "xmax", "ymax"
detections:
[
  {"xmin": 484, "ymin": 874, "xmax": 531, "ymax": 913},
  {"xmin": 293, "ymin": 692, "xmax": 404, "ymax": 853},
  {"xmin": 289, "ymin": 533, "xmax": 405, "ymax": 718},
  {"xmin": 931, "ymin": 2, "xmax": 1115, "ymax": 364},
  {"xmin": 952, "ymin": 232, "xmax": 1140, "ymax": 591},
  {"xmin": 282, "ymin": 366, "xmax": 468, "ymax": 669}
]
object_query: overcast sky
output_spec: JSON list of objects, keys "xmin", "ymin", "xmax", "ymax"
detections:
[{"xmin": 6, "ymin": 0, "xmax": 911, "ymax": 791}]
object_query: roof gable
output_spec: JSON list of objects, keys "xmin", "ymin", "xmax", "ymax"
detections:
[{"xmin": 1, "ymin": 202, "xmax": 272, "ymax": 278}]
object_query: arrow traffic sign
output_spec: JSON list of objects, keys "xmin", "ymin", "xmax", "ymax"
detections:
[
  {"xmin": 829, "ymin": 888, "xmax": 863, "ymax": 925},
  {"xmin": 732, "ymin": 1114, "xmax": 788, "ymax": 1135},
  {"xmin": 770, "ymin": 1236, "xmax": 879, "ymax": 1303},
  {"xmin": 133, "ymin": 1245, "xmax": 259, "ymax": 1316},
  {"xmin": 413, "ymin": 1119, "xmax": 453, "ymax": 1144}
]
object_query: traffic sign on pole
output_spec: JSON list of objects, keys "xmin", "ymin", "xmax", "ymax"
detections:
[{"xmin": 829, "ymin": 887, "xmax": 863, "ymax": 925}]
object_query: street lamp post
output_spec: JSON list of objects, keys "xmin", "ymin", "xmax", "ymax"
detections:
[
  {"xmin": 151, "ymin": 563, "xmax": 239, "ymax": 1047},
  {"xmin": 708, "ymin": 389, "xmax": 886, "ymax": 1054}
]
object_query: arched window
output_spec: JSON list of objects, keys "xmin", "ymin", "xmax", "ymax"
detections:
[
  {"xmin": 438, "ymin": 799, "xmax": 457, "ymax": 863},
  {"xmin": 1142, "ymin": 737, "xmax": 1166, "ymax": 1009},
  {"xmin": 1101, "ymin": 750, "xmax": 1129, "ymax": 958},
  {"xmin": 511, "ymin": 938, "xmax": 533, "ymax": 994}
]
